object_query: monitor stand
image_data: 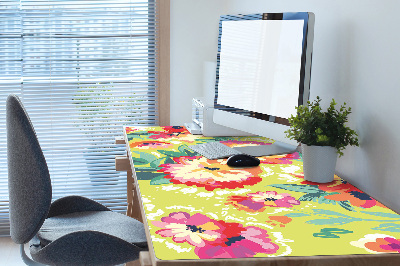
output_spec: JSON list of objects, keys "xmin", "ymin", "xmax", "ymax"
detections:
[{"xmin": 233, "ymin": 141, "xmax": 298, "ymax": 157}]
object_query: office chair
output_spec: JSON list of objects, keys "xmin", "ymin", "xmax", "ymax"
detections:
[{"xmin": 6, "ymin": 94, "xmax": 148, "ymax": 265}]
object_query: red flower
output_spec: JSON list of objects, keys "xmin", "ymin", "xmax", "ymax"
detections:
[
  {"xmin": 195, "ymin": 224, "xmax": 279, "ymax": 258},
  {"xmin": 158, "ymin": 156, "xmax": 263, "ymax": 191}
]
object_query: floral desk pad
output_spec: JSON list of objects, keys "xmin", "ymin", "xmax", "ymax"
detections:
[{"xmin": 125, "ymin": 126, "xmax": 400, "ymax": 260}]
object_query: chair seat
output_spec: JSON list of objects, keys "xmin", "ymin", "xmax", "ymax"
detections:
[{"xmin": 37, "ymin": 211, "xmax": 147, "ymax": 248}]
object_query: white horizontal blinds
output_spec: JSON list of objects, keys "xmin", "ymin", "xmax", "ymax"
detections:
[
  {"xmin": 0, "ymin": 0, "xmax": 22, "ymax": 236},
  {"xmin": 0, "ymin": 0, "xmax": 158, "ymax": 236}
]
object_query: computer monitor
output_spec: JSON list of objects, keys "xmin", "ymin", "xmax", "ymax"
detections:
[{"xmin": 213, "ymin": 12, "xmax": 315, "ymax": 156}]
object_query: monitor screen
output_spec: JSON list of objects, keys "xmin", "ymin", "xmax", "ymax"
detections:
[
  {"xmin": 217, "ymin": 19, "xmax": 304, "ymax": 119},
  {"xmin": 213, "ymin": 13, "xmax": 314, "ymax": 156}
]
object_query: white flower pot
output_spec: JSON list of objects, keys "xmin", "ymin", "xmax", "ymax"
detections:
[{"xmin": 301, "ymin": 144, "xmax": 338, "ymax": 183}]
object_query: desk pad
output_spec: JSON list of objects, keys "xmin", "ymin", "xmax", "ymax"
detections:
[{"xmin": 125, "ymin": 126, "xmax": 400, "ymax": 260}]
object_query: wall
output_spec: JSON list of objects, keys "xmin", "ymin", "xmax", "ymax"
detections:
[
  {"xmin": 170, "ymin": 0, "xmax": 400, "ymax": 212},
  {"xmin": 170, "ymin": 0, "xmax": 228, "ymax": 124}
]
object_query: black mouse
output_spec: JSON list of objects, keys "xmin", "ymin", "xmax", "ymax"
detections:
[{"xmin": 227, "ymin": 154, "xmax": 260, "ymax": 167}]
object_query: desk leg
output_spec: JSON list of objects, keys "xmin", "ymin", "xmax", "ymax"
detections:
[
  {"xmin": 126, "ymin": 169, "xmax": 134, "ymax": 217},
  {"xmin": 127, "ymin": 169, "xmax": 143, "ymax": 223},
  {"xmin": 125, "ymin": 251, "xmax": 152, "ymax": 266}
]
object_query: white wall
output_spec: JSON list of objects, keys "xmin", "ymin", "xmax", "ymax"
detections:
[
  {"xmin": 170, "ymin": 0, "xmax": 400, "ymax": 212},
  {"xmin": 170, "ymin": 0, "xmax": 228, "ymax": 124}
]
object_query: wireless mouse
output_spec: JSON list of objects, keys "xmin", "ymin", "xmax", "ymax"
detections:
[{"xmin": 227, "ymin": 154, "xmax": 260, "ymax": 167}]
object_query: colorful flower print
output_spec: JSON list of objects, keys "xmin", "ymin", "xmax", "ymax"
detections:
[
  {"xmin": 148, "ymin": 126, "xmax": 187, "ymax": 139},
  {"xmin": 351, "ymin": 234, "xmax": 400, "ymax": 253},
  {"xmin": 153, "ymin": 212, "xmax": 280, "ymax": 258},
  {"xmin": 158, "ymin": 156, "xmax": 263, "ymax": 191},
  {"xmin": 220, "ymin": 140, "xmax": 271, "ymax": 147},
  {"xmin": 125, "ymin": 127, "xmax": 139, "ymax": 134},
  {"xmin": 266, "ymin": 216, "xmax": 293, "ymax": 228},
  {"xmin": 323, "ymin": 190, "xmax": 385, "ymax": 208},
  {"xmin": 129, "ymin": 140, "xmax": 174, "ymax": 150},
  {"xmin": 195, "ymin": 224, "xmax": 279, "ymax": 259},
  {"xmin": 259, "ymin": 153, "xmax": 300, "ymax": 165},
  {"xmin": 293, "ymin": 173, "xmax": 385, "ymax": 209},
  {"xmin": 226, "ymin": 191, "xmax": 300, "ymax": 212},
  {"xmin": 152, "ymin": 212, "xmax": 224, "ymax": 247},
  {"xmin": 148, "ymin": 126, "xmax": 199, "ymax": 142}
]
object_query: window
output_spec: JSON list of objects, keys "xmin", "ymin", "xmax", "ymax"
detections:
[{"xmin": 0, "ymin": 0, "xmax": 169, "ymax": 236}]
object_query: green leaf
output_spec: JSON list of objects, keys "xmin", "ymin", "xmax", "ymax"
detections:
[
  {"xmin": 150, "ymin": 157, "xmax": 167, "ymax": 168},
  {"xmin": 137, "ymin": 151, "xmax": 157, "ymax": 162},
  {"xmin": 285, "ymin": 213, "xmax": 311, "ymax": 218},
  {"xmin": 313, "ymin": 228, "xmax": 353, "ymax": 238},
  {"xmin": 135, "ymin": 171, "xmax": 166, "ymax": 181},
  {"xmin": 150, "ymin": 175, "xmax": 171, "ymax": 185},
  {"xmin": 157, "ymin": 150, "xmax": 184, "ymax": 158},
  {"xmin": 306, "ymin": 217, "xmax": 357, "ymax": 225},
  {"xmin": 270, "ymin": 184, "xmax": 322, "ymax": 194},
  {"xmin": 131, "ymin": 157, "xmax": 150, "ymax": 165},
  {"xmin": 338, "ymin": 201, "xmax": 355, "ymax": 212},
  {"xmin": 372, "ymin": 223, "xmax": 400, "ymax": 232},
  {"xmin": 299, "ymin": 192, "xmax": 325, "ymax": 201},
  {"xmin": 164, "ymin": 156, "xmax": 175, "ymax": 164},
  {"xmin": 312, "ymin": 209, "xmax": 354, "ymax": 218},
  {"xmin": 179, "ymin": 145, "xmax": 198, "ymax": 156},
  {"xmin": 317, "ymin": 196, "xmax": 337, "ymax": 205},
  {"xmin": 361, "ymin": 211, "xmax": 400, "ymax": 219}
]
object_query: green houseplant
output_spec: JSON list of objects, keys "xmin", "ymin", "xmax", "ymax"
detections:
[{"xmin": 285, "ymin": 96, "xmax": 359, "ymax": 183}]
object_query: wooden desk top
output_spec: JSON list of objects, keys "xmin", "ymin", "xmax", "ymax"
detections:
[{"xmin": 124, "ymin": 126, "xmax": 400, "ymax": 265}]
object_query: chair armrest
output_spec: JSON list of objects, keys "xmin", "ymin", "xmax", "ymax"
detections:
[{"xmin": 47, "ymin": 196, "xmax": 110, "ymax": 218}]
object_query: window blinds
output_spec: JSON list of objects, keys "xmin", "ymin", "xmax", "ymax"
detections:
[{"xmin": 0, "ymin": 0, "xmax": 159, "ymax": 236}]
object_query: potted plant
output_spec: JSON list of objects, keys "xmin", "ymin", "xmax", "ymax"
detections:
[{"xmin": 285, "ymin": 96, "xmax": 359, "ymax": 183}]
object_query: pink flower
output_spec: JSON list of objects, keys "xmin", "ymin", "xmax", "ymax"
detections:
[
  {"xmin": 226, "ymin": 191, "xmax": 300, "ymax": 212},
  {"xmin": 248, "ymin": 191, "xmax": 301, "ymax": 207},
  {"xmin": 153, "ymin": 212, "xmax": 280, "ymax": 258},
  {"xmin": 152, "ymin": 212, "xmax": 224, "ymax": 247},
  {"xmin": 195, "ymin": 224, "xmax": 279, "ymax": 258},
  {"xmin": 351, "ymin": 234, "xmax": 400, "ymax": 253}
]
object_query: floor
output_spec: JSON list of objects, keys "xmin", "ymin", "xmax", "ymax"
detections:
[
  {"xmin": 0, "ymin": 237, "xmax": 25, "ymax": 266},
  {"xmin": 0, "ymin": 236, "xmax": 140, "ymax": 266}
]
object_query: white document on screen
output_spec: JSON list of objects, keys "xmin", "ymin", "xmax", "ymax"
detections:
[{"xmin": 217, "ymin": 19, "xmax": 304, "ymax": 119}]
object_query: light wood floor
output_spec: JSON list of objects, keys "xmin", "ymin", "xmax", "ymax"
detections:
[{"xmin": 0, "ymin": 237, "xmax": 26, "ymax": 266}]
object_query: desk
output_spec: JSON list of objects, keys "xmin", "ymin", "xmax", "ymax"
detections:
[{"xmin": 119, "ymin": 126, "xmax": 400, "ymax": 266}]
